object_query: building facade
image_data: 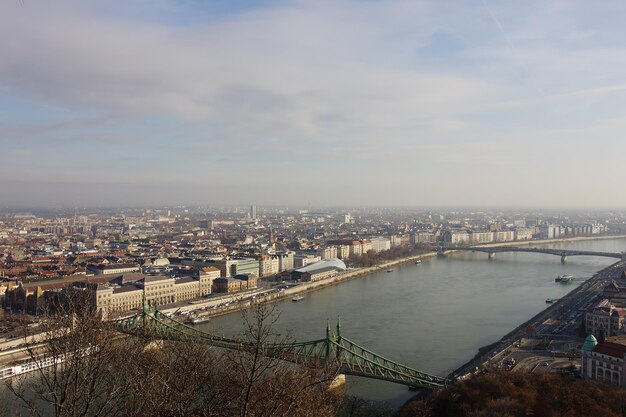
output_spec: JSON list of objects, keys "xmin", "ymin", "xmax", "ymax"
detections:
[
  {"xmin": 581, "ymin": 336, "xmax": 626, "ymax": 386},
  {"xmin": 586, "ymin": 300, "xmax": 626, "ymax": 338}
]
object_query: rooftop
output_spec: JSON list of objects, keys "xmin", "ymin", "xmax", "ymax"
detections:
[{"xmin": 594, "ymin": 341, "xmax": 626, "ymax": 358}]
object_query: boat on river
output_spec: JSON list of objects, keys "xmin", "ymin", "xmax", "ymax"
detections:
[
  {"xmin": 186, "ymin": 316, "xmax": 211, "ymax": 325},
  {"xmin": 555, "ymin": 274, "xmax": 573, "ymax": 283},
  {"xmin": 292, "ymin": 295, "xmax": 305, "ymax": 302},
  {"xmin": 386, "ymin": 269, "xmax": 394, "ymax": 272},
  {"xmin": 414, "ymin": 260, "xmax": 422, "ymax": 264}
]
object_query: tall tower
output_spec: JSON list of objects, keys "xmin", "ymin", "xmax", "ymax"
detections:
[
  {"xmin": 250, "ymin": 205, "xmax": 257, "ymax": 220},
  {"xmin": 268, "ymin": 229, "xmax": 275, "ymax": 250}
]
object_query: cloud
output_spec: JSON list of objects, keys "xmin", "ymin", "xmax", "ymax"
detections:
[
  {"xmin": 0, "ymin": 0, "xmax": 625, "ymax": 207},
  {"xmin": 0, "ymin": 1, "xmax": 496, "ymax": 135}
]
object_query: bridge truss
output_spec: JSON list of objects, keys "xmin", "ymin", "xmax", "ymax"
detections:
[{"xmin": 116, "ymin": 305, "xmax": 450, "ymax": 390}]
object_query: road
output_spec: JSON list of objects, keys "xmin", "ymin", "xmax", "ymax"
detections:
[{"xmin": 452, "ymin": 260, "xmax": 625, "ymax": 379}]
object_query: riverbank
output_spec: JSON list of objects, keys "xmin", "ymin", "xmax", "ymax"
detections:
[
  {"xmin": 200, "ymin": 252, "xmax": 437, "ymax": 319},
  {"xmin": 448, "ymin": 258, "xmax": 624, "ymax": 379},
  {"xmin": 168, "ymin": 234, "xmax": 626, "ymax": 320}
]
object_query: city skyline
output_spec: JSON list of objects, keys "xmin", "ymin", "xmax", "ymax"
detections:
[{"xmin": 2, "ymin": 1, "xmax": 626, "ymax": 207}]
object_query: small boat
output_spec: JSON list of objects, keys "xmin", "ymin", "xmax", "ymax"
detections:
[
  {"xmin": 186, "ymin": 316, "xmax": 211, "ymax": 325},
  {"xmin": 555, "ymin": 274, "xmax": 573, "ymax": 283},
  {"xmin": 292, "ymin": 295, "xmax": 305, "ymax": 302},
  {"xmin": 546, "ymin": 298, "xmax": 554, "ymax": 303},
  {"xmin": 414, "ymin": 260, "xmax": 422, "ymax": 264},
  {"xmin": 386, "ymin": 269, "xmax": 394, "ymax": 273}
]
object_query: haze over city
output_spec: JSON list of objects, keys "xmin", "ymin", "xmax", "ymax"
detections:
[{"xmin": 1, "ymin": 0, "xmax": 626, "ymax": 207}]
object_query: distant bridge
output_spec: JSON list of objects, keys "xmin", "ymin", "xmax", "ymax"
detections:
[
  {"xmin": 437, "ymin": 245, "xmax": 625, "ymax": 262},
  {"xmin": 116, "ymin": 305, "xmax": 450, "ymax": 390}
]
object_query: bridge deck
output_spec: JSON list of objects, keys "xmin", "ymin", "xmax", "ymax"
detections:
[{"xmin": 439, "ymin": 246, "xmax": 622, "ymax": 259}]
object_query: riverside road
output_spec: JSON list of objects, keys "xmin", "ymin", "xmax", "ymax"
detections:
[{"xmin": 451, "ymin": 259, "xmax": 625, "ymax": 379}]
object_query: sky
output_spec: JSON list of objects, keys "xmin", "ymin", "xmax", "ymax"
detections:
[{"xmin": 1, "ymin": 0, "xmax": 626, "ymax": 208}]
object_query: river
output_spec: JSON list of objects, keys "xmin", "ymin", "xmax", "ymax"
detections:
[{"xmin": 205, "ymin": 237, "xmax": 626, "ymax": 407}]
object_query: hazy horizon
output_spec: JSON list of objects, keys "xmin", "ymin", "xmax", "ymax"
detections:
[{"xmin": 2, "ymin": 1, "xmax": 626, "ymax": 207}]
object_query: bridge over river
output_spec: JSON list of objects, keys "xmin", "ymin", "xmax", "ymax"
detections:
[
  {"xmin": 438, "ymin": 245, "xmax": 625, "ymax": 263},
  {"xmin": 117, "ymin": 305, "xmax": 451, "ymax": 390}
]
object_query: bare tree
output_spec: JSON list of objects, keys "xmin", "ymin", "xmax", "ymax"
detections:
[
  {"xmin": 3, "ymin": 298, "xmax": 373, "ymax": 417},
  {"xmin": 4, "ymin": 288, "xmax": 138, "ymax": 417},
  {"xmin": 222, "ymin": 304, "xmax": 341, "ymax": 417}
]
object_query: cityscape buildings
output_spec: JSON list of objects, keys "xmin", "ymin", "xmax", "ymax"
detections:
[{"xmin": 1, "ymin": 207, "xmax": 624, "ymax": 316}]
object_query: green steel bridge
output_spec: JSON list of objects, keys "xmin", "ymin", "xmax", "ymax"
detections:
[{"xmin": 116, "ymin": 305, "xmax": 450, "ymax": 390}]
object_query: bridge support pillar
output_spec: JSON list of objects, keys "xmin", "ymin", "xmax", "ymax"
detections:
[
  {"xmin": 488, "ymin": 252, "xmax": 495, "ymax": 260},
  {"xmin": 143, "ymin": 339, "xmax": 164, "ymax": 352},
  {"xmin": 561, "ymin": 255, "xmax": 568, "ymax": 263},
  {"xmin": 328, "ymin": 374, "xmax": 346, "ymax": 392}
]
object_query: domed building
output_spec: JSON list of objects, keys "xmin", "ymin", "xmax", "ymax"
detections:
[
  {"xmin": 581, "ymin": 334, "xmax": 598, "ymax": 352},
  {"xmin": 581, "ymin": 334, "xmax": 626, "ymax": 386}
]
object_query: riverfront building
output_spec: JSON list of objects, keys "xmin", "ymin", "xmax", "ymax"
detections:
[
  {"xmin": 292, "ymin": 266, "xmax": 338, "ymax": 282},
  {"xmin": 91, "ymin": 270, "xmax": 222, "ymax": 316},
  {"xmin": 585, "ymin": 299, "xmax": 626, "ymax": 338},
  {"xmin": 291, "ymin": 258, "xmax": 347, "ymax": 282},
  {"xmin": 581, "ymin": 335, "xmax": 626, "ymax": 386},
  {"xmin": 212, "ymin": 274, "xmax": 257, "ymax": 293},
  {"xmin": 314, "ymin": 246, "xmax": 338, "ymax": 260},
  {"xmin": 602, "ymin": 281, "xmax": 626, "ymax": 303},
  {"xmin": 411, "ymin": 231, "xmax": 436, "ymax": 244},
  {"xmin": 444, "ymin": 231, "xmax": 470, "ymax": 244},
  {"xmin": 294, "ymin": 254, "xmax": 321, "ymax": 268},
  {"xmin": 370, "ymin": 238, "xmax": 391, "ymax": 252},
  {"xmin": 258, "ymin": 254, "xmax": 280, "ymax": 277},
  {"xmin": 277, "ymin": 251, "xmax": 294, "ymax": 272}
]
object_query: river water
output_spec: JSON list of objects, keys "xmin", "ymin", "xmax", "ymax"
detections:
[{"xmin": 205, "ymin": 238, "xmax": 626, "ymax": 407}]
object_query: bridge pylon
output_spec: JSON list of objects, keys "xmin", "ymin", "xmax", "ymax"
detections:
[
  {"xmin": 561, "ymin": 255, "xmax": 568, "ymax": 263},
  {"xmin": 325, "ymin": 320, "xmax": 332, "ymax": 358}
]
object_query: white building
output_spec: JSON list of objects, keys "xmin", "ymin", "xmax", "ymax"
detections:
[
  {"xmin": 370, "ymin": 238, "xmax": 391, "ymax": 253},
  {"xmin": 515, "ymin": 228, "xmax": 534, "ymax": 241},
  {"xmin": 315, "ymin": 246, "xmax": 338, "ymax": 260},
  {"xmin": 469, "ymin": 231, "xmax": 493, "ymax": 244},
  {"xmin": 493, "ymin": 230, "xmax": 515, "ymax": 242},
  {"xmin": 294, "ymin": 254, "xmax": 321, "ymax": 268},
  {"xmin": 444, "ymin": 231, "xmax": 470, "ymax": 245}
]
